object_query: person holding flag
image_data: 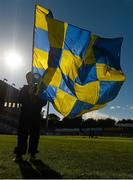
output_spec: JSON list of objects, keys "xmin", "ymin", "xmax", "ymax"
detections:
[{"xmin": 13, "ymin": 72, "xmax": 47, "ymax": 162}]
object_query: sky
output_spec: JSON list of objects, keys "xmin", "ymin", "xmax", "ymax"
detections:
[{"xmin": 0, "ymin": 0, "xmax": 133, "ymax": 120}]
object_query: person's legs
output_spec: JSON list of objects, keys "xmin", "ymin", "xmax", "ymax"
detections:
[
  {"xmin": 28, "ymin": 126, "xmax": 40, "ymax": 159},
  {"xmin": 14, "ymin": 125, "xmax": 29, "ymax": 161}
]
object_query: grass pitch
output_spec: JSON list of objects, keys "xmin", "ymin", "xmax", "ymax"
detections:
[{"xmin": 0, "ymin": 135, "xmax": 133, "ymax": 179}]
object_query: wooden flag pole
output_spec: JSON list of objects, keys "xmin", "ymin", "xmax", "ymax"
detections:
[
  {"xmin": 31, "ymin": 1, "xmax": 37, "ymax": 72},
  {"xmin": 33, "ymin": 0, "xmax": 50, "ymax": 130}
]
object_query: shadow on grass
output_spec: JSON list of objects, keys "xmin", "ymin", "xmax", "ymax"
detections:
[{"xmin": 18, "ymin": 160, "xmax": 62, "ymax": 179}]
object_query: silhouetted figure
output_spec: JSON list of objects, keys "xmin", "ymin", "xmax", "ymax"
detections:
[
  {"xmin": 13, "ymin": 72, "xmax": 47, "ymax": 162},
  {"xmin": 89, "ymin": 129, "xmax": 94, "ymax": 138}
]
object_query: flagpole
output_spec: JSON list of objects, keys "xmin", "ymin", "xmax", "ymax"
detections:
[
  {"xmin": 31, "ymin": 2, "xmax": 36, "ymax": 72},
  {"xmin": 33, "ymin": 0, "xmax": 50, "ymax": 130}
]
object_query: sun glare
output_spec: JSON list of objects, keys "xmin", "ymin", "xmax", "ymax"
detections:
[{"xmin": 5, "ymin": 51, "xmax": 22, "ymax": 69}]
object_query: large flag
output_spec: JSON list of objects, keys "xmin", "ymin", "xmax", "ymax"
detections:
[{"xmin": 32, "ymin": 4, "xmax": 125, "ymax": 118}]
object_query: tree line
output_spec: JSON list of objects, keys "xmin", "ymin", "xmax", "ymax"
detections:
[
  {"xmin": 42, "ymin": 114, "xmax": 133, "ymax": 129},
  {"xmin": 0, "ymin": 113, "xmax": 133, "ymax": 134}
]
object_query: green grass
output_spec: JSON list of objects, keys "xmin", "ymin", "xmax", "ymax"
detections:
[{"xmin": 0, "ymin": 135, "xmax": 133, "ymax": 179}]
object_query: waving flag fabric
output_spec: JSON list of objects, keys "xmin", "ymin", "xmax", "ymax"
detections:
[{"xmin": 32, "ymin": 4, "xmax": 125, "ymax": 118}]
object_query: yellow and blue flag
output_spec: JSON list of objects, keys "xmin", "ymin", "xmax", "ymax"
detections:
[{"xmin": 32, "ymin": 4, "xmax": 125, "ymax": 118}]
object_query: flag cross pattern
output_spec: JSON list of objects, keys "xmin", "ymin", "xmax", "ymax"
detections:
[{"xmin": 32, "ymin": 4, "xmax": 125, "ymax": 118}]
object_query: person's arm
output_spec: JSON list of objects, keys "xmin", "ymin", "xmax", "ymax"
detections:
[
  {"xmin": 42, "ymin": 99, "xmax": 47, "ymax": 106},
  {"xmin": 18, "ymin": 86, "xmax": 28, "ymax": 104},
  {"xmin": 34, "ymin": 84, "xmax": 47, "ymax": 107},
  {"xmin": 38, "ymin": 97, "xmax": 47, "ymax": 107}
]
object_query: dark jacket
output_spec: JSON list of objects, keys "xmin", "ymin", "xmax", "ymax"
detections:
[{"xmin": 18, "ymin": 85, "xmax": 47, "ymax": 125}]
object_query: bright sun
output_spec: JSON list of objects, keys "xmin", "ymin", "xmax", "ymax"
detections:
[{"xmin": 5, "ymin": 51, "xmax": 22, "ymax": 69}]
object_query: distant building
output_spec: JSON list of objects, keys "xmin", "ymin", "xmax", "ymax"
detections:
[
  {"xmin": 0, "ymin": 80, "xmax": 20, "ymax": 118},
  {"xmin": 116, "ymin": 123, "xmax": 133, "ymax": 128}
]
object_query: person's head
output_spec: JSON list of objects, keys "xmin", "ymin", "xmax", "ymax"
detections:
[{"xmin": 26, "ymin": 72, "xmax": 34, "ymax": 85}]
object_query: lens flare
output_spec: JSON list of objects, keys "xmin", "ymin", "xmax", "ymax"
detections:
[{"xmin": 5, "ymin": 51, "xmax": 22, "ymax": 69}]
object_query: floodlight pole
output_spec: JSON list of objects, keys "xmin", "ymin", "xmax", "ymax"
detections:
[{"xmin": 46, "ymin": 101, "xmax": 50, "ymax": 129}]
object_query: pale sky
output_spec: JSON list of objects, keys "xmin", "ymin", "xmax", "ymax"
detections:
[{"xmin": 0, "ymin": 0, "xmax": 133, "ymax": 119}]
